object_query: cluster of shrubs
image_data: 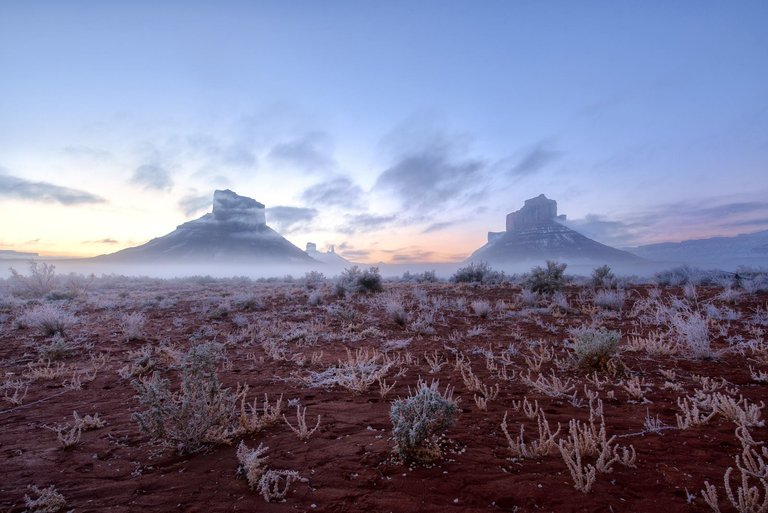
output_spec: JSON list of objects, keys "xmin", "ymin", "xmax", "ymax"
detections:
[
  {"xmin": 450, "ymin": 262, "xmax": 505, "ymax": 284},
  {"xmin": 334, "ymin": 266, "xmax": 383, "ymax": 296}
]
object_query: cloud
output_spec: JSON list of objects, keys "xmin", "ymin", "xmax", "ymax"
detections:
[
  {"xmin": 338, "ymin": 213, "xmax": 397, "ymax": 234},
  {"xmin": 374, "ymin": 149, "xmax": 484, "ymax": 213},
  {"xmin": 62, "ymin": 145, "xmax": 112, "ymax": 160},
  {"xmin": 84, "ymin": 238, "xmax": 119, "ymax": 244},
  {"xmin": 508, "ymin": 141, "xmax": 562, "ymax": 177},
  {"xmin": 565, "ymin": 215, "xmax": 642, "ymax": 247},
  {"xmin": 0, "ymin": 169, "xmax": 105, "ymax": 205},
  {"xmin": 266, "ymin": 206, "xmax": 318, "ymax": 234},
  {"xmin": 567, "ymin": 199, "xmax": 768, "ymax": 247},
  {"xmin": 267, "ymin": 131, "xmax": 335, "ymax": 171},
  {"xmin": 422, "ymin": 220, "xmax": 461, "ymax": 234},
  {"xmin": 186, "ymin": 134, "xmax": 257, "ymax": 168},
  {"xmin": 178, "ymin": 192, "xmax": 212, "ymax": 217},
  {"xmin": 301, "ymin": 176, "xmax": 366, "ymax": 209},
  {"xmin": 131, "ymin": 164, "xmax": 173, "ymax": 191},
  {"xmin": 389, "ymin": 250, "xmax": 437, "ymax": 263}
]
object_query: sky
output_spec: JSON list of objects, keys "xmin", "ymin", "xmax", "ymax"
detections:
[{"xmin": 1, "ymin": 1, "xmax": 766, "ymax": 263}]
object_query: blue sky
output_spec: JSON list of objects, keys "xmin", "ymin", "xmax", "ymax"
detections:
[{"xmin": 1, "ymin": 1, "xmax": 766, "ymax": 261}]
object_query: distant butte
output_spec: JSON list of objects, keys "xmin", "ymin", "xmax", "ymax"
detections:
[
  {"xmin": 94, "ymin": 190, "xmax": 316, "ymax": 264},
  {"xmin": 469, "ymin": 194, "xmax": 643, "ymax": 265}
]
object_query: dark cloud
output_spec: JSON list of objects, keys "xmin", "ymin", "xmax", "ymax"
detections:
[
  {"xmin": 84, "ymin": 238, "xmax": 119, "ymax": 244},
  {"xmin": 0, "ymin": 169, "xmax": 105, "ymax": 205},
  {"xmin": 374, "ymin": 150, "xmax": 484, "ymax": 213},
  {"xmin": 62, "ymin": 145, "xmax": 112, "ymax": 160},
  {"xmin": 508, "ymin": 141, "xmax": 562, "ymax": 177},
  {"xmin": 422, "ymin": 221, "xmax": 461, "ymax": 234},
  {"xmin": 131, "ymin": 164, "xmax": 173, "ymax": 191},
  {"xmin": 338, "ymin": 213, "xmax": 397, "ymax": 234},
  {"xmin": 267, "ymin": 131, "xmax": 335, "ymax": 171},
  {"xmin": 389, "ymin": 250, "xmax": 437, "ymax": 263},
  {"xmin": 301, "ymin": 176, "xmax": 365, "ymax": 209},
  {"xmin": 266, "ymin": 206, "xmax": 318, "ymax": 234},
  {"xmin": 565, "ymin": 215, "xmax": 642, "ymax": 247},
  {"xmin": 567, "ymin": 199, "xmax": 768, "ymax": 247},
  {"xmin": 178, "ymin": 193, "xmax": 212, "ymax": 217},
  {"xmin": 186, "ymin": 134, "xmax": 257, "ymax": 168},
  {"xmin": 718, "ymin": 218, "xmax": 768, "ymax": 229},
  {"xmin": 338, "ymin": 248, "xmax": 371, "ymax": 261}
]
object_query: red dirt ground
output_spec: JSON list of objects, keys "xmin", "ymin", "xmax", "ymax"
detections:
[{"xmin": 1, "ymin": 279, "xmax": 766, "ymax": 512}]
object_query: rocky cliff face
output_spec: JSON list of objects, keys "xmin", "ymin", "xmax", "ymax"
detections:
[
  {"xmin": 95, "ymin": 190, "xmax": 316, "ymax": 264},
  {"xmin": 506, "ymin": 194, "xmax": 561, "ymax": 232},
  {"xmin": 470, "ymin": 194, "xmax": 642, "ymax": 265}
]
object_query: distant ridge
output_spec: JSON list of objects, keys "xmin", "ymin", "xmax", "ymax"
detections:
[
  {"xmin": 630, "ymin": 229, "xmax": 768, "ymax": 267},
  {"xmin": 94, "ymin": 190, "xmax": 317, "ymax": 265},
  {"xmin": 469, "ymin": 194, "xmax": 643, "ymax": 265}
]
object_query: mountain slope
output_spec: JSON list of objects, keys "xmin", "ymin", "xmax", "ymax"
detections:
[
  {"xmin": 469, "ymin": 194, "xmax": 643, "ymax": 265},
  {"xmin": 630, "ymin": 230, "xmax": 768, "ymax": 267},
  {"xmin": 95, "ymin": 190, "xmax": 316, "ymax": 265}
]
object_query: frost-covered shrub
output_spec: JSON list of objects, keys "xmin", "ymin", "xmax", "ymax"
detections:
[
  {"xmin": 671, "ymin": 311, "xmax": 712, "ymax": 359},
  {"xmin": 20, "ymin": 304, "xmax": 76, "ymax": 336},
  {"xmin": 654, "ymin": 265, "xmax": 722, "ymax": 286},
  {"xmin": 384, "ymin": 296, "xmax": 407, "ymax": 326},
  {"xmin": 24, "ymin": 484, "xmax": 67, "ymax": 513},
  {"xmin": 471, "ymin": 299, "xmax": 492, "ymax": 318},
  {"xmin": 550, "ymin": 291, "xmax": 569, "ymax": 310},
  {"xmin": 450, "ymin": 262, "xmax": 505, "ymax": 284},
  {"xmin": 336, "ymin": 266, "xmax": 383, "ymax": 295},
  {"xmin": 121, "ymin": 312, "xmax": 146, "ymax": 342},
  {"xmin": 307, "ymin": 290, "xmax": 323, "ymax": 306},
  {"xmin": 591, "ymin": 265, "xmax": 616, "ymax": 288},
  {"xmin": 390, "ymin": 380, "xmax": 459, "ymax": 462},
  {"xmin": 524, "ymin": 260, "xmax": 567, "ymax": 295},
  {"xmin": 593, "ymin": 289, "xmax": 626, "ymax": 311},
  {"xmin": 519, "ymin": 288, "xmax": 539, "ymax": 307},
  {"xmin": 132, "ymin": 342, "xmax": 236, "ymax": 454},
  {"xmin": 401, "ymin": 270, "xmax": 439, "ymax": 283},
  {"xmin": 9, "ymin": 262, "xmax": 58, "ymax": 298},
  {"xmin": 566, "ymin": 326, "xmax": 621, "ymax": 372}
]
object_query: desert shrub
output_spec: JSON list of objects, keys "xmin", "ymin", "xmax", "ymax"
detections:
[
  {"xmin": 132, "ymin": 342, "xmax": 236, "ymax": 454},
  {"xmin": 19, "ymin": 304, "xmax": 76, "ymax": 336},
  {"xmin": 654, "ymin": 265, "xmax": 722, "ymax": 286},
  {"xmin": 567, "ymin": 326, "xmax": 621, "ymax": 372},
  {"xmin": 401, "ymin": 270, "xmax": 439, "ymax": 283},
  {"xmin": 519, "ymin": 287, "xmax": 539, "ymax": 306},
  {"xmin": 671, "ymin": 311, "xmax": 712, "ymax": 359},
  {"xmin": 384, "ymin": 296, "xmax": 407, "ymax": 326},
  {"xmin": 303, "ymin": 270, "xmax": 326, "ymax": 289},
  {"xmin": 525, "ymin": 260, "xmax": 567, "ymax": 295},
  {"xmin": 336, "ymin": 266, "xmax": 383, "ymax": 295},
  {"xmin": 450, "ymin": 262, "xmax": 505, "ymax": 284},
  {"xmin": 307, "ymin": 290, "xmax": 323, "ymax": 306},
  {"xmin": 9, "ymin": 262, "xmax": 57, "ymax": 298},
  {"xmin": 24, "ymin": 484, "xmax": 67, "ymax": 513},
  {"xmin": 390, "ymin": 379, "xmax": 459, "ymax": 463},
  {"xmin": 737, "ymin": 266, "xmax": 768, "ymax": 293},
  {"xmin": 36, "ymin": 334, "xmax": 78, "ymax": 360},
  {"xmin": 550, "ymin": 291, "xmax": 569, "ymax": 310},
  {"xmin": 593, "ymin": 289, "xmax": 626, "ymax": 311},
  {"xmin": 591, "ymin": 265, "xmax": 615, "ymax": 288},
  {"xmin": 121, "ymin": 312, "xmax": 146, "ymax": 341},
  {"xmin": 471, "ymin": 299, "xmax": 492, "ymax": 318}
]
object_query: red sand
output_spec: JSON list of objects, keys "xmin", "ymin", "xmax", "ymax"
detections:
[{"xmin": 1, "ymin": 281, "xmax": 766, "ymax": 512}]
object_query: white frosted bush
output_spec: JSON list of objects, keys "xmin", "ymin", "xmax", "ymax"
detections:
[
  {"xmin": 121, "ymin": 311, "xmax": 146, "ymax": 341},
  {"xmin": 593, "ymin": 289, "xmax": 626, "ymax": 311},
  {"xmin": 390, "ymin": 379, "xmax": 459, "ymax": 462},
  {"xmin": 566, "ymin": 326, "xmax": 621, "ymax": 372},
  {"xmin": 671, "ymin": 312, "xmax": 712, "ymax": 359},
  {"xmin": 20, "ymin": 304, "xmax": 76, "ymax": 336}
]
